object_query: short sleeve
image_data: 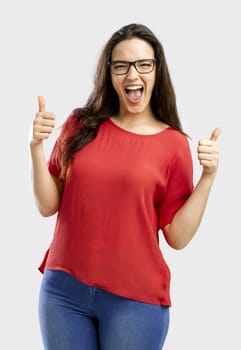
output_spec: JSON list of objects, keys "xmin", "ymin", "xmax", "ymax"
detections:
[
  {"xmin": 48, "ymin": 137, "xmax": 62, "ymax": 178},
  {"xmin": 47, "ymin": 114, "xmax": 78, "ymax": 179},
  {"xmin": 158, "ymin": 136, "xmax": 194, "ymax": 230}
]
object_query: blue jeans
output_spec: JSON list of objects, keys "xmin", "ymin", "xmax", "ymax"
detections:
[{"xmin": 39, "ymin": 270, "xmax": 169, "ymax": 350}]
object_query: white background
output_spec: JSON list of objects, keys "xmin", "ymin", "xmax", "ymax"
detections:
[{"xmin": 1, "ymin": 0, "xmax": 240, "ymax": 349}]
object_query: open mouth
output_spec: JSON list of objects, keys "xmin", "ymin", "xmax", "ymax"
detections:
[{"xmin": 125, "ymin": 85, "xmax": 143, "ymax": 103}]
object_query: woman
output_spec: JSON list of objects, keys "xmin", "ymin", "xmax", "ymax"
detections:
[{"xmin": 29, "ymin": 23, "xmax": 221, "ymax": 350}]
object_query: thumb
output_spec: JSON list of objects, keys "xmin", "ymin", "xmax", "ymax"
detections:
[
  {"xmin": 210, "ymin": 127, "xmax": 222, "ymax": 141},
  {"xmin": 38, "ymin": 96, "xmax": 46, "ymax": 112}
]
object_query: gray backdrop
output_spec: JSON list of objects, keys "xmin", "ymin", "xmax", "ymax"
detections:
[{"xmin": 1, "ymin": 0, "xmax": 240, "ymax": 348}]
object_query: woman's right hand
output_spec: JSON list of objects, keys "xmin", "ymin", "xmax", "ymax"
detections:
[{"xmin": 30, "ymin": 96, "xmax": 56, "ymax": 145}]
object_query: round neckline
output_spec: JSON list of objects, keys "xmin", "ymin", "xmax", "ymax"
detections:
[{"xmin": 107, "ymin": 118, "xmax": 171, "ymax": 137}]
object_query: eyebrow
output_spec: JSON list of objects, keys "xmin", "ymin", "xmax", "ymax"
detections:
[{"xmin": 110, "ymin": 58, "xmax": 155, "ymax": 63}]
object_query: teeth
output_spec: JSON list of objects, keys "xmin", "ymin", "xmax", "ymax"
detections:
[{"xmin": 125, "ymin": 86, "xmax": 142, "ymax": 90}]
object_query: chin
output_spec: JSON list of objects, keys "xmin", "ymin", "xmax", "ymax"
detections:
[{"xmin": 126, "ymin": 105, "xmax": 145, "ymax": 115}]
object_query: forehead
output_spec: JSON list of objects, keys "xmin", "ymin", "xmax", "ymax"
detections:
[{"xmin": 111, "ymin": 38, "xmax": 154, "ymax": 61}]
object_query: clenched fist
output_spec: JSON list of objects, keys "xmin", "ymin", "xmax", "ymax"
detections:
[
  {"xmin": 29, "ymin": 96, "xmax": 56, "ymax": 145},
  {"xmin": 197, "ymin": 128, "xmax": 221, "ymax": 175}
]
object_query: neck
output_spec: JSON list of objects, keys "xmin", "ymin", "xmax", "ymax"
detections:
[{"xmin": 113, "ymin": 110, "xmax": 156, "ymax": 127}]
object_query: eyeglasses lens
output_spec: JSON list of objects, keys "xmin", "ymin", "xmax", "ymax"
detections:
[{"xmin": 111, "ymin": 59, "xmax": 155, "ymax": 75}]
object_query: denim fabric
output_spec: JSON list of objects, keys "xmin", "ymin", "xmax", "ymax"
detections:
[{"xmin": 39, "ymin": 270, "xmax": 169, "ymax": 350}]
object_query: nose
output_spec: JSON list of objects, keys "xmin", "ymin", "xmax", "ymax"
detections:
[{"xmin": 126, "ymin": 64, "xmax": 138, "ymax": 80}]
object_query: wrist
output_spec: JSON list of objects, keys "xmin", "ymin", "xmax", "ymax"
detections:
[
  {"xmin": 200, "ymin": 170, "xmax": 217, "ymax": 184},
  {"xmin": 29, "ymin": 141, "xmax": 44, "ymax": 153}
]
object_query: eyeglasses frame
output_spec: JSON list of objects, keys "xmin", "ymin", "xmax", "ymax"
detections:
[{"xmin": 108, "ymin": 58, "xmax": 157, "ymax": 75}]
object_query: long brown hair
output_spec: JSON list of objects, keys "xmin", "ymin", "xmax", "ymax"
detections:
[{"xmin": 59, "ymin": 23, "xmax": 184, "ymax": 180}]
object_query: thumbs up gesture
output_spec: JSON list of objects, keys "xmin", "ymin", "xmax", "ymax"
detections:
[
  {"xmin": 30, "ymin": 96, "xmax": 56, "ymax": 145},
  {"xmin": 197, "ymin": 128, "xmax": 221, "ymax": 175}
]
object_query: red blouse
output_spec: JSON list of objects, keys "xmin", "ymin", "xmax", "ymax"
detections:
[{"xmin": 39, "ymin": 117, "xmax": 194, "ymax": 306}]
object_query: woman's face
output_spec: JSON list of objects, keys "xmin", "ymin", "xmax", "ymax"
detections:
[{"xmin": 110, "ymin": 38, "xmax": 156, "ymax": 116}]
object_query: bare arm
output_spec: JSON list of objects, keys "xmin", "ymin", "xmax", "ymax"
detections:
[
  {"xmin": 29, "ymin": 96, "xmax": 63, "ymax": 217},
  {"xmin": 163, "ymin": 128, "xmax": 221, "ymax": 249}
]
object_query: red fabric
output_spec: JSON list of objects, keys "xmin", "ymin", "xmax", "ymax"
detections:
[{"xmin": 39, "ymin": 118, "xmax": 194, "ymax": 306}]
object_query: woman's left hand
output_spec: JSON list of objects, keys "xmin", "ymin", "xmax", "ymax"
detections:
[{"xmin": 198, "ymin": 128, "xmax": 221, "ymax": 175}]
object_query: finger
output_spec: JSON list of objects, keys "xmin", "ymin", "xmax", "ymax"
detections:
[
  {"xmin": 40, "ymin": 127, "xmax": 54, "ymax": 134},
  {"xmin": 198, "ymin": 153, "xmax": 218, "ymax": 161},
  {"xmin": 210, "ymin": 127, "xmax": 222, "ymax": 142},
  {"xmin": 40, "ymin": 118, "xmax": 55, "ymax": 127},
  {"xmin": 35, "ymin": 132, "xmax": 52, "ymax": 140},
  {"xmin": 34, "ymin": 124, "xmax": 54, "ymax": 133},
  {"xmin": 41, "ymin": 112, "xmax": 55, "ymax": 121},
  {"xmin": 35, "ymin": 112, "xmax": 55, "ymax": 122},
  {"xmin": 38, "ymin": 96, "xmax": 46, "ymax": 112},
  {"xmin": 198, "ymin": 144, "xmax": 218, "ymax": 153},
  {"xmin": 200, "ymin": 159, "xmax": 213, "ymax": 167}
]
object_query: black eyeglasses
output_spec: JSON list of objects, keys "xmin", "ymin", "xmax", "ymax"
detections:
[{"xmin": 109, "ymin": 59, "xmax": 157, "ymax": 75}]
